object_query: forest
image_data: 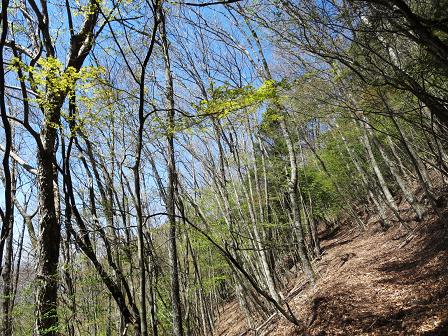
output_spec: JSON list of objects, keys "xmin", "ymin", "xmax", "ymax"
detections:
[{"xmin": 0, "ymin": 0, "xmax": 447, "ymax": 335}]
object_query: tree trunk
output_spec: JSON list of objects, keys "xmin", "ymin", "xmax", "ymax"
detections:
[
  {"xmin": 1, "ymin": 204, "xmax": 13, "ymax": 336},
  {"xmin": 36, "ymin": 144, "xmax": 61, "ymax": 336},
  {"xmin": 360, "ymin": 123, "xmax": 398, "ymax": 212},
  {"xmin": 368, "ymin": 128, "xmax": 424, "ymax": 219},
  {"xmin": 280, "ymin": 118, "xmax": 315, "ymax": 283},
  {"xmin": 160, "ymin": 7, "xmax": 184, "ymax": 336}
]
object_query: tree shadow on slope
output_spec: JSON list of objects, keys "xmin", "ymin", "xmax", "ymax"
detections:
[
  {"xmin": 307, "ymin": 215, "xmax": 448, "ymax": 336},
  {"xmin": 377, "ymin": 216, "xmax": 447, "ymax": 283}
]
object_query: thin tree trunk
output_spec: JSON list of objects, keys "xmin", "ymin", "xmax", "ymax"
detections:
[
  {"xmin": 0, "ymin": 0, "xmax": 13, "ymax": 291},
  {"xmin": 360, "ymin": 123, "xmax": 398, "ymax": 212},
  {"xmin": 279, "ymin": 118, "xmax": 315, "ymax": 283},
  {"xmin": 160, "ymin": 7, "xmax": 184, "ymax": 336},
  {"xmin": 338, "ymin": 127, "xmax": 390, "ymax": 228},
  {"xmin": 1, "ymin": 130, "xmax": 14, "ymax": 336},
  {"xmin": 368, "ymin": 128, "xmax": 424, "ymax": 219},
  {"xmin": 1, "ymin": 197, "xmax": 13, "ymax": 336}
]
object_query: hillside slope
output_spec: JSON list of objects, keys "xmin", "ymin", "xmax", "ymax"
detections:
[{"xmin": 214, "ymin": 204, "xmax": 448, "ymax": 335}]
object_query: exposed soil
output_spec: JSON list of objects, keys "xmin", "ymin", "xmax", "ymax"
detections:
[{"xmin": 214, "ymin": 204, "xmax": 448, "ymax": 335}]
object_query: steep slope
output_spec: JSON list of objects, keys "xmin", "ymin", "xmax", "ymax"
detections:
[{"xmin": 214, "ymin": 204, "xmax": 448, "ymax": 335}]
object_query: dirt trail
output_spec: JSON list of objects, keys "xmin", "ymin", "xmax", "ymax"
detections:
[{"xmin": 214, "ymin": 208, "xmax": 448, "ymax": 335}]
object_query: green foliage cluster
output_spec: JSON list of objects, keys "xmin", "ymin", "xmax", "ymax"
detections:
[
  {"xmin": 195, "ymin": 80, "xmax": 279, "ymax": 118},
  {"xmin": 10, "ymin": 56, "xmax": 105, "ymax": 131}
]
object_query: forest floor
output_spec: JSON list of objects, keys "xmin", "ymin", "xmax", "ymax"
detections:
[{"xmin": 214, "ymin": 197, "xmax": 448, "ymax": 335}]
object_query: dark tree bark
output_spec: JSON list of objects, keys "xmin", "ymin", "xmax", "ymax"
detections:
[
  {"xmin": 26, "ymin": 2, "xmax": 100, "ymax": 333},
  {"xmin": 0, "ymin": 0, "xmax": 12, "ymax": 277},
  {"xmin": 159, "ymin": 6, "xmax": 184, "ymax": 336}
]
